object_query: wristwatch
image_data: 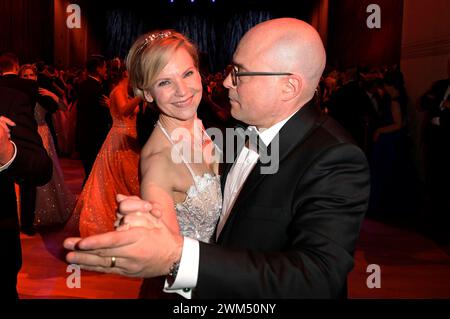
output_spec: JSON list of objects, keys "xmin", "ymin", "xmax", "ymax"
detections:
[{"xmin": 167, "ymin": 260, "xmax": 180, "ymax": 285}]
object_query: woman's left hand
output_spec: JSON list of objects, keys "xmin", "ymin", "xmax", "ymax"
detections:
[
  {"xmin": 114, "ymin": 194, "xmax": 163, "ymax": 231},
  {"xmin": 39, "ymin": 88, "xmax": 59, "ymax": 103}
]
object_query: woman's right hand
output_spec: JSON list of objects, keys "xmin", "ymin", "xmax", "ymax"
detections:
[{"xmin": 0, "ymin": 116, "xmax": 16, "ymax": 164}]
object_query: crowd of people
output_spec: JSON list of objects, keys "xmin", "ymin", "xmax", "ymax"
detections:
[
  {"xmin": 318, "ymin": 63, "xmax": 449, "ymax": 219},
  {"xmin": 318, "ymin": 65, "xmax": 414, "ymax": 215},
  {"xmin": 1, "ymin": 17, "xmax": 449, "ymax": 299}
]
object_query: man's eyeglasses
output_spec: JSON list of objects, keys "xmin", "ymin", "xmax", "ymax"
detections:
[{"xmin": 230, "ymin": 65, "xmax": 293, "ymax": 86}]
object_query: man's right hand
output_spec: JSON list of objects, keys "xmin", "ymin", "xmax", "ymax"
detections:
[{"xmin": 0, "ymin": 116, "xmax": 16, "ymax": 165}]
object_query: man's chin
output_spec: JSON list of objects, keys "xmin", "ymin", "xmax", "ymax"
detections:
[{"xmin": 230, "ymin": 107, "xmax": 241, "ymax": 121}]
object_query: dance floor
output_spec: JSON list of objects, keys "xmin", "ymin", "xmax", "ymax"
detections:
[{"xmin": 17, "ymin": 158, "xmax": 450, "ymax": 299}]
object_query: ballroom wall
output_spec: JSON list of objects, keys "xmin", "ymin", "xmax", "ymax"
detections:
[
  {"xmin": 52, "ymin": 0, "xmax": 316, "ymax": 71},
  {"xmin": 327, "ymin": 0, "xmax": 404, "ymax": 69},
  {"xmin": 8, "ymin": 0, "xmax": 449, "ymax": 93},
  {"xmin": 54, "ymin": 0, "xmax": 88, "ymax": 68},
  {"xmin": 400, "ymin": 0, "xmax": 450, "ymax": 180},
  {"xmin": 0, "ymin": 0, "xmax": 54, "ymax": 63},
  {"xmin": 2, "ymin": 1, "xmax": 408, "ymax": 71}
]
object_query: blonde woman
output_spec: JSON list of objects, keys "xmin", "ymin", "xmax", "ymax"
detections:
[{"xmin": 126, "ymin": 30, "xmax": 222, "ymax": 297}]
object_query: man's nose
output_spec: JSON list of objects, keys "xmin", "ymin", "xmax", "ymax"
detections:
[{"xmin": 223, "ymin": 73, "xmax": 233, "ymax": 89}]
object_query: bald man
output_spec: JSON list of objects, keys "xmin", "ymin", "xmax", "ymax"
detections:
[{"xmin": 65, "ymin": 18, "xmax": 370, "ymax": 299}]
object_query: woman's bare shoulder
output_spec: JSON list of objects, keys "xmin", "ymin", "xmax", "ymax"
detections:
[
  {"xmin": 142, "ymin": 129, "xmax": 168, "ymax": 157},
  {"xmin": 141, "ymin": 132, "xmax": 175, "ymax": 173}
]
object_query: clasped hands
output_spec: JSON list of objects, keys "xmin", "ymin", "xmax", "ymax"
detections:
[{"xmin": 64, "ymin": 194, "xmax": 183, "ymax": 278}]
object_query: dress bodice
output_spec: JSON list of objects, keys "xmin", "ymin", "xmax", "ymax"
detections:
[
  {"xmin": 109, "ymin": 85, "xmax": 137, "ymax": 130},
  {"xmin": 175, "ymin": 173, "xmax": 222, "ymax": 243},
  {"xmin": 156, "ymin": 121, "xmax": 222, "ymax": 243}
]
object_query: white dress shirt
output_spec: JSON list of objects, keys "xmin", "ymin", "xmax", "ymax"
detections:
[{"xmin": 164, "ymin": 110, "xmax": 299, "ymax": 298}]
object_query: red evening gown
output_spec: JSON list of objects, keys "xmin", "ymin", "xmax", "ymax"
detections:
[{"xmin": 72, "ymin": 84, "xmax": 141, "ymax": 237}]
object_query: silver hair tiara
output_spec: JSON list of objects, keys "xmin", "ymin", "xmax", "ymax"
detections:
[{"xmin": 137, "ymin": 31, "xmax": 173, "ymax": 53}]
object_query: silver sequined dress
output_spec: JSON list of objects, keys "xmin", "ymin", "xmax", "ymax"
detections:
[{"xmin": 157, "ymin": 121, "xmax": 222, "ymax": 243}]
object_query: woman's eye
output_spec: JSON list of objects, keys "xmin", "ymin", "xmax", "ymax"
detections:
[
  {"xmin": 158, "ymin": 80, "xmax": 170, "ymax": 87},
  {"xmin": 184, "ymin": 70, "xmax": 194, "ymax": 77}
]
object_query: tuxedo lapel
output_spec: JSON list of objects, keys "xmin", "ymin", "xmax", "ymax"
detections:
[{"xmin": 218, "ymin": 98, "xmax": 325, "ymax": 241}]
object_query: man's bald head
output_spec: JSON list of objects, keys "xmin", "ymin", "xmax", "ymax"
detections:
[
  {"xmin": 237, "ymin": 18, "xmax": 326, "ymax": 101},
  {"xmin": 224, "ymin": 18, "xmax": 326, "ymax": 128}
]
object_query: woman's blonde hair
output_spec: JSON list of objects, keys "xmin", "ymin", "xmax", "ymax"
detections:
[
  {"xmin": 18, "ymin": 64, "xmax": 37, "ymax": 78},
  {"xmin": 126, "ymin": 30, "xmax": 199, "ymax": 101}
]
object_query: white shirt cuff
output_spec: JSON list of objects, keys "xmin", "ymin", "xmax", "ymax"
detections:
[
  {"xmin": 0, "ymin": 141, "xmax": 17, "ymax": 172},
  {"xmin": 163, "ymin": 236, "xmax": 199, "ymax": 299}
]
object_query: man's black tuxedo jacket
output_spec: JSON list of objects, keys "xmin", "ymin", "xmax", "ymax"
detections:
[
  {"xmin": 0, "ymin": 74, "xmax": 59, "ymax": 114},
  {"xmin": 327, "ymin": 80, "xmax": 379, "ymax": 151},
  {"xmin": 196, "ymin": 99, "xmax": 370, "ymax": 298},
  {"xmin": 0, "ymin": 74, "xmax": 38, "ymax": 107},
  {"xmin": 75, "ymin": 76, "xmax": 111, "ymax": 156},
  {"xmin": 0, "ymin": 83, "xmax": 52, "ymax": 298}
]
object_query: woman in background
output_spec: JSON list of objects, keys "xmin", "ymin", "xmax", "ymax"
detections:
[
  {"xmin": 73, "ymin": 65, "xmax": 142, "ymax": 237},
  {"xmin": 370, "ymin": 70, "xmax": 411, "ymax": 215},
  {"xmin": 19, "ymin": 64, "xmax": 76, "ymax": 228}
]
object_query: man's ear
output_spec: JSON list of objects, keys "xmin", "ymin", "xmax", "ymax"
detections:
[
  {"xmin": 144, "ymin": 90, "xmax": 154, "ymax": 103},
  {"xmin": 281, "ymin": 75, "xmax": 303, "ymax": 101}
]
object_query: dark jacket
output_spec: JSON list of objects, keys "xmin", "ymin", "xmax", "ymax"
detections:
[{"xmin": 196, "ymin": 99, "xmax": 370, "ymax": 298}]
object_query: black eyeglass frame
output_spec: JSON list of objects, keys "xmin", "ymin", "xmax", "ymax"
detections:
[{"xmin": 230, "ymin": 65, "xmax": 293, "ymax": 86}]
